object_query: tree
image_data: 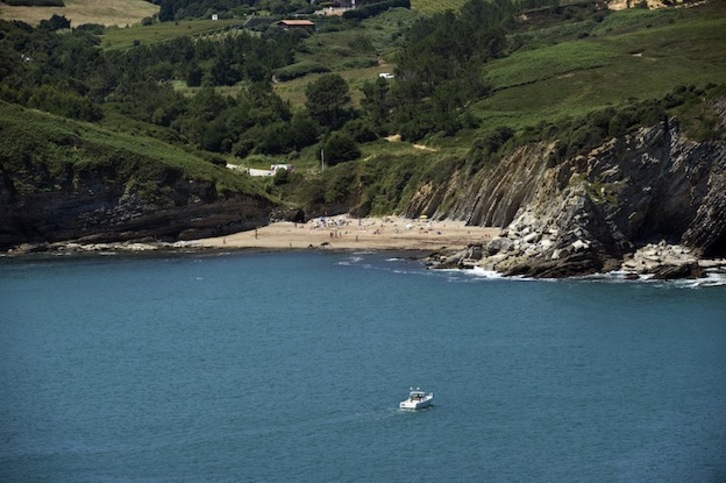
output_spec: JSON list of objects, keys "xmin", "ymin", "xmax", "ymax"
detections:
[
  {"xmin": 305, "ymin": 73, "xmax": 351, "ymax": 130},
  {"xmin": 361, "ymin": 77, "xmax": 392, "ymax": 131},
  {"xmin": 289, "ymin": 111, "xmax": 319, "ymax": 150},
  {"xmin": 158, "ymin": 0, "xmax": 175, "ymax": 22},
  {"xmin": 321, "ymin": 131, "xmax": 360, "ymax": 166},
  {"xmin": 39, "ymin": 14, "xmax": 70, "ymax": 31},
  {"xmin": 186, "ymin": 63, "xmax": 203, "ymax": 87}
]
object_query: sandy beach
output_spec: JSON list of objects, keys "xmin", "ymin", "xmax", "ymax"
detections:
[{"xmin": 195, "ymin": 215, "xmax": 500, "ymax": 252}]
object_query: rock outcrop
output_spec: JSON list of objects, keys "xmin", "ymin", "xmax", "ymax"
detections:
[
  {"xmin": 0, "ymin": 163, "xmax": 275, "ymax": 250},
  {"xmin": 421, "ymin": 114, "xmax": 726, "ymax": 278}
]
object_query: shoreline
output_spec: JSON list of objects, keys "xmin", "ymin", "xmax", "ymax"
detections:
[
  {"xmin": 3, "ymin": 215, "xmax": 724, "ymax": 284},
  {"xmin": 1, "ymin": 215, "xmax": 501, "ymax": 256},
  {"xmin": 194, "ymin": 215, "xmax": 501, "ymax": 252}
]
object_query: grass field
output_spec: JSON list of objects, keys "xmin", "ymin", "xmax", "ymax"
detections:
[
  {"xmin": 274, "ymin": 64, "xmax": 396, "ymax": 109},
  {"xmin": 411, "ymin": 0, "xmax": 467, "ymax": 14},
  {"xmin": 474, "ymin": 3, "xmax": 726, "ymax": 130},
  {"xmin": 101, "ymin": 18, "xmax": 240, "ymax": 50},
  {"xmin": 274, "ymin": 8, "xmax": 415, "ymax": 108},
  {"xmin": 0, "ymin": 0, "xmax": 158, "ymax": 27}
]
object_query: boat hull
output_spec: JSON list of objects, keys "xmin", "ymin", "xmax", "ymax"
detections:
[{"xmin": 399, "ymin": 394, "xmax": 433, "ymax": 410}]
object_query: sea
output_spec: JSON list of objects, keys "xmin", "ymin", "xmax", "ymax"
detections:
[{"xmin": 1, "ymin": 250, "xmax": 725, "ymax": 482}]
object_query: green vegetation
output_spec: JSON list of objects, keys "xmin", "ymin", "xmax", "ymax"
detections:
[
  {"xmin": 475, "ymin": 3, "xmax": 726, "ymax": 130},
  {"xmin": 485, "ymin": 42, "xmax": 621, "ymax": 90},
  {"xmin": 343, "ymin": 0, "xmax": 411, "ymax": 20},
  {"xmin": 411, "ymin": 0, "xmax": 467, "ymax": 15},
  {"xmin": 0, "ymin": 101, "xmax": 264, "ymax": 201},
  {"xmin": 156, "ymin": 0, "xmax": 312, "ymax": 22},
  {"xmin": 1, "ymin": 0, "xmax": 724, "ymax": 217},
  {"xmin": 274, "ymin": 61, "xmax": 331, "ymax": 82},
  {"xmin": 100, "ymin": 19, "xmax": 240, "ymax": 50}
]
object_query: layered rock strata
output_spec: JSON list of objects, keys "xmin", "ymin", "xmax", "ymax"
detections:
[{"xmin": 426, "ymin": 116, "xmax": 726, "ymax": 278}]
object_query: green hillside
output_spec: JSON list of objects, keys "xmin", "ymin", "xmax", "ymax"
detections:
[
  {"xmin": 476, "ymin": 5, "xmax": 726, "ymax": 129},
  {"xmin": 411, "ymin": 0, "xmax": 468, "ymax": 14},
  {"xmin": 101, "ymin": 19, "xmax": 240, "ymax": 50},
  {"xmin": 0, "ymin": 102, "xmax": 264, "ymax": 200}
]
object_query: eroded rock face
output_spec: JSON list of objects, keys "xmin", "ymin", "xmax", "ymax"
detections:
[
  {"xmin": 423, "ymin": 115, "xmax": 726, "ymax": 278},
  {"xmin": 0, "ymin": 165, "xmax": 273, "ymax": 250}
]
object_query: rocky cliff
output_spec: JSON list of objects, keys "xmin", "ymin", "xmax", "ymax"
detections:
[
  {"xmin": 413, "ymin": 113, "xmax": 726, "ymax": 278},
  {"xmin": 0, "ymin": 157, "xmax": 275, "ymax": 251}
]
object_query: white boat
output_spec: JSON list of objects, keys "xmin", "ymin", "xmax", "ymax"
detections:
[{"xmin": 399, "ymin": 388, "xmax": 434, "ymax": 409}]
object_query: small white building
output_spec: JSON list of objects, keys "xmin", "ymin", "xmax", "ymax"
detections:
[{"xmin": 271, "ymin": 164, "xmax": 294, "ymax": 173}]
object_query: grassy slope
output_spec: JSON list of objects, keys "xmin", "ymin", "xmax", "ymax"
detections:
[
  {"xmin": 0, "ymin": 0, "xmax": 158, "ymax": 27},
  {"xmin": 411, "ymin": 0, "xmax": 467, "ymax": 14},
  {"xmin": 475, "ymin": 3, "xmax": 726, "ymax": 130},
  {"xmin": 0, "ymin": 102, "xmax": 264, "ymax": 197},
  {"xmin": 101, "ymin": 18, "xmax": 240, "ymax": 50},
  {"xmin": 274, "ymin": 8, "xmax": 419, "ymax": 109}
]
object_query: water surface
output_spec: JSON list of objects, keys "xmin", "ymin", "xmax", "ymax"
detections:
[{"xmin": 1, "ymin": 252, "xmax": 724, "ymax": 481}]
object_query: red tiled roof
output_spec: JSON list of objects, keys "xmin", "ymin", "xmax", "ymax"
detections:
[{"xmin": 278, "ymin": 20, "xmax": 315, "ymax": 26}]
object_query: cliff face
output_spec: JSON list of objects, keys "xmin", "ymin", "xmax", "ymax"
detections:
[
  {"xmin": 0, "ymin": 161, "xmax": 274, "ymax": 250},
  {"xmin": 410, "ymin": 116, "xmax": 726, "ymax": 277}
]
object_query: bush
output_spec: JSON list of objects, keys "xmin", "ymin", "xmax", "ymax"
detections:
[
  {"xmin": 27, "ymin": 85, "xmax": 102, "ymax": 121},
  {"xmin": 343, "ymin": 119, "xmax": 378, "ymax": 143},
  {"xmin": 75, "ymin": 23, "xmax": 105, "ymax": 34},
  {"xmin": 324, "ymin": 167, "xmax": 356, "ymax": 204},
  {"xmin": 274, "ymin": 62, "xmax": 331, "ymax": 82},
  {"xmin": 39, "ymin": 14, "xmax": 70, "ymax": 31},
  {"xmin": 321, "ymin": 131, "xmax": 361, "ymax": 166},
  {"xmin": 273, "ymin": 168, "xmax": 290, "ymax": 186},
  {"xmin": 467, "ymin": 127, "xmax": 514, "ymax": 173},
  {"xmin": 343, "ymin": 0, "xmax": 411, "ymax": 20}
]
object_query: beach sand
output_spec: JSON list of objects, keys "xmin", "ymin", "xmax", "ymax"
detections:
[{"xmin": 195, "ymin": 215, "xmax": 500, "ymax": 252}]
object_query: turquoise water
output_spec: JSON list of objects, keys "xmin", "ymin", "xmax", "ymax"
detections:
[{"xmin": 1, "ymin": 251, "xmax": 725, "ymax": 482}]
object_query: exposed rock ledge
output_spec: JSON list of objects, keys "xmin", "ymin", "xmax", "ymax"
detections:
[
  {"xmin": 424, "ymin": 113, "xmax": 726, "ymax": 279},
  {"xmin": 429, "ymin": 240, "xmax": 725, "ymax": 280}
]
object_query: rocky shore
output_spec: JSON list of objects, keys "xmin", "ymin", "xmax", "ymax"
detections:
[
  {"xmin": 427, "ymin": 237, "xmax": 726, "ymax": 280},
  {"xmin": 415, "ymin": 112, "xmax": 726, "ymax": 280},
  {"xmin": 6, "ymin": 215, "xmax": 724, "ymax": 283}
]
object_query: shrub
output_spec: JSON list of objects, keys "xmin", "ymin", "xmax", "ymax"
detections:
[
  {"xmin": 75, "ymin": 23, "xmax": 105, "ymax": 34},
  {"xmin": 274, "ymin": 61, "xmax": 331, "ymax": 82},
  {"xmin": 324, "ymin": 167, "xmax": 356, "ymax": 204},
  {"xmin": 343, "ymin": 119, "xmax": 378, "ymax": 143},
  {"xmin": 321, "ymin": 131, "xmax": 361, "ymax": 166},
  {"xmin": 273, "ymin": 168, "xmax": 290, "ymax": 186},
  {"xmin": 343, "ymin": 0, "xmax": 411, "ymax": 20},
  {"xmin": 39, "ymin": 14, "xmax": 70, "ymax": 31}
]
